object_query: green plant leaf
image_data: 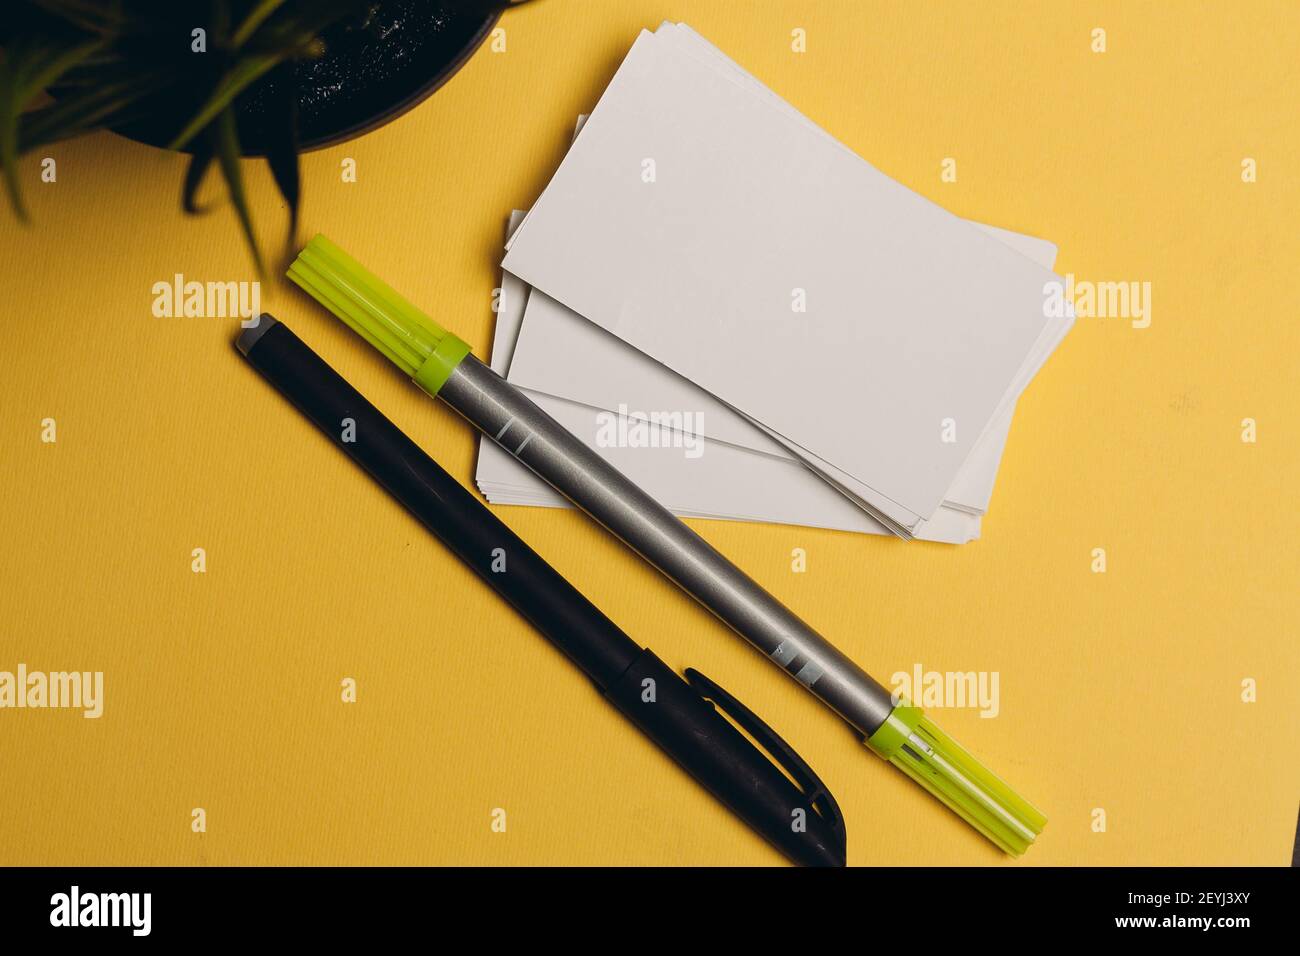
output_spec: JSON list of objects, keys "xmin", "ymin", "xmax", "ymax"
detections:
[
  {"xmin": 241, "ymin": 0, "xmax": 368, "ymax": 55},
  {"xmin": 17, "ymin": 73, "xmax": 167, "ymax": 150},
  {"xmin": 214, "ymin": 105, "xmax": 264, "ymax": 276},
  {"xmin": 181, "ymin": 141, "xmax": 214, "ymax": 214},
  {"xmin": 166, "ymin": 51, "xmax": 284, "ymax": 152},
  {"xmin": 167, "ymin": 0, "xmax": 372, "ymax": 152},
  {"xmin": 27, "ymin": 1, "xmax": 125, "ymax": 36},
  {"xmin": 13, "ymin": 37, "xmax": 105, "ymax": 99},
  {"xmin": 0, "ymin": 32, "xmax": 103, "ymax": 220},
  {"xmin": 233, "ymin": 0, "xmax": 289, "ymax": 47},
  {"xmin": 261, "ymin": 67, "xmax": 300, "ymax": 240}
]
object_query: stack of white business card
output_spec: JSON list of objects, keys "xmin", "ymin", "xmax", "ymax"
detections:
[{"xmin": 476, "ymin": 23, "xmax": 1074, "ymax": 544}]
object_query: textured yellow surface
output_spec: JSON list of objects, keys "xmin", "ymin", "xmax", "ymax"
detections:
[{"xmin": 1, "ymin": 1, "xmax": 1296, "ymax": 866}]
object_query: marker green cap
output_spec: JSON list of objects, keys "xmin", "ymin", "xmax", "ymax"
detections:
[
  {"xmin": 865, "ymin": 704, "xmax": 1046, "ymax": 856},
  {"xmin": 287, "ymin": 234, "xmax": 472, "ymax": 396}
]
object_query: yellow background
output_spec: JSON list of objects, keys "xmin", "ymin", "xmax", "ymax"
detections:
[{"xmin": 1, "ymin": 1, "xmax": 1296, "ymax": 866}]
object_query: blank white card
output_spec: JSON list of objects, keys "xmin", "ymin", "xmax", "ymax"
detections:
[{"xmin": 503, "ymin": 29, "xmax": 1070, "ymax": 531}]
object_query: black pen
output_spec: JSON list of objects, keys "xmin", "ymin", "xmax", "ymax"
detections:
[{"xmin": 237, "ymin": 315, "xmax": 846, "ymax": 866}]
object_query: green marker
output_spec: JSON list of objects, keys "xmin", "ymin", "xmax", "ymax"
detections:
[{"xmin": 286, "ymin": 234, "xmax": 1046, "ymax": 855}]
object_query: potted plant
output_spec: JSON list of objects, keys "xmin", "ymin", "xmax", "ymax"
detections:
[{"xmin": 0, "ymin": 0, "xmax": 530, "ymax": 272}]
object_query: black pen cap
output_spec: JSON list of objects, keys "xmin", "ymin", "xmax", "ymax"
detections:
[{"xmin": 605, "ymin": 650, "xmax": 846, "ymax": 867}]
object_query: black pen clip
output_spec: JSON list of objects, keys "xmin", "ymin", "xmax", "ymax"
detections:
[{"xmin": 685, "ymin": 668, "xmax": 847, "ymax": 853}]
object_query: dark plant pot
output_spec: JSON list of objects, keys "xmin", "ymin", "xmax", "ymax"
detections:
[{"xmin": 110, "ymin": 1, "xmax": 501, "ymax": 155}]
